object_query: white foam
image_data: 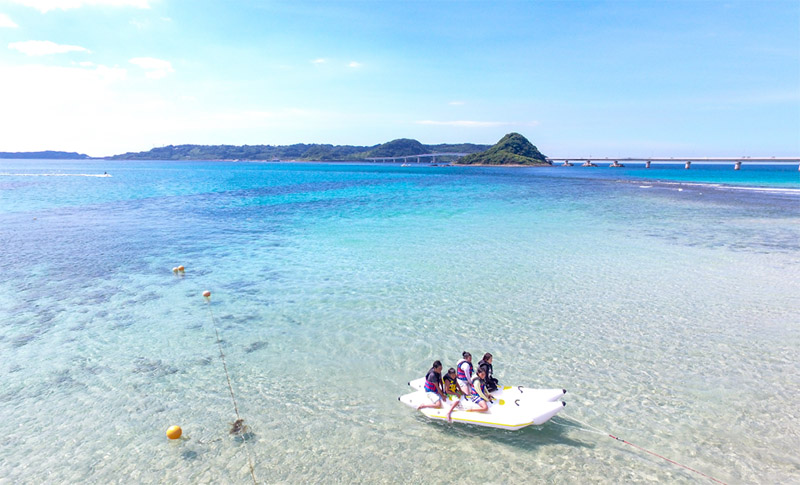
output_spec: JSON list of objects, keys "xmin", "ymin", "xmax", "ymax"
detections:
[
  {"xmin": 647, "ymin": 180, "xmax": 799, "ymax": 195},
  {"xmin": 723, "ymin": 185, "xmax": 800, "ymax": 194}
]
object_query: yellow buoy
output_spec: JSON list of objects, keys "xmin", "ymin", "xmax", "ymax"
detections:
[
  {"xmin": 178, "ymin": 265, "xmax": 185, "ymax": 273},
  {"xmin": 202, "ymin": 290, "xmax": 211, "ymax": 299},
  {"xmin": 166, "ymin": 425, "xmax": 182, "ymax": 440},
  {"xmin": 499, "ymin": 399, "xmax": 505, "ymax": 405}
]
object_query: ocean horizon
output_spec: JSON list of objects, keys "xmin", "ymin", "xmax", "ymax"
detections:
[{"xmin": 1, "ymin": 159, "xmax": 798, "ymax": 483}]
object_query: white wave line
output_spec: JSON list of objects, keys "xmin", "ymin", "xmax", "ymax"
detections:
[
  {"xmin": 723, "ymin": 185, "xmax": 800, "ymax": 194},
  {"xmin": 646, "ymin": 180, "xmax": 799, "ymax": 194}
]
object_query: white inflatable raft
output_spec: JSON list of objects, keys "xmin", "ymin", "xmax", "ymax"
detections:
[
  {"xmin": 407, "ymin": 378, "xmax": 566, "ymax": 404},
  {"xmin": 400, "ymin": 379, "xmax": 566, "ymax": 430}
]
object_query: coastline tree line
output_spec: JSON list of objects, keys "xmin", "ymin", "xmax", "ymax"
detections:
[{"xmin": 1, "ymin": 133, "xmax": 550, "ymax": 166}]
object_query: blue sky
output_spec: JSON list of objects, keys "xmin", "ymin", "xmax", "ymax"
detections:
[{"xmin": 0, "ymin": 0, "xmax": 798, "ymax": 157}]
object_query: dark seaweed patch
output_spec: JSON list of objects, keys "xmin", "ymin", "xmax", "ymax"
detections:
[
  {"xmin": 182, "ymin": 450, "xmax": 198, "ymax": 460},
  {"xmin": 236, "ymin": 314, "xmax": 261, "ymax": 325},
  {"xmin": 283, "ymin": 315, "xmax": 301, "ymax": 326},
  {"xmin": 113, "ymin": 318, "xmax": 135, "ymax": 329},
  {"xmin": 12, "ymin": 333, "xmax": 37, "ymax": 348},
  {"xmin": 132, "ymin": 357, "xmax": 179, "ymax": 376},
  {"xmin": 51, "ymin": 369, "xmax": 87, "ymax": 390},
  {"xmin": 222, "ymin": 279, "xmax": 258, "ymax": 291},
  {"xmin": 232, "ymin": 431, "xmax": 255, "ymax": 443},
  {"xmin": 140, "ymin": 291, "xmax": 161, "ymax": 301},
  {"xmin": 244, "ymin": 341, "xmax": 268, "ymax": 353},
  {"xmin": 84, "ymin": 290, "xmax": 112, "ymax": 305}
]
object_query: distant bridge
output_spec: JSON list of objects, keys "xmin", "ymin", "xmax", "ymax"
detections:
[
  {"xmin": 547, "ymin": 157, "xmax": 800, "ymax": 170},
  {"xmin": 361, "ymin": 154, "xmax": 800, "ymax": 170},
  {"xmin": 365, "ymin": 152, "xmax": 469, "ymax": 163}
]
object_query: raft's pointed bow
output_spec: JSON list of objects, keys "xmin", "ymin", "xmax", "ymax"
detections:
[{"xmin": 530, "ymin": 400, "xmax": 566, "ymax": 425}]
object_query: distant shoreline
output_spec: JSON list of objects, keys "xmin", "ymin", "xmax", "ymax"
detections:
[
  {"xmin": 2, "ymin": 157, "xmax": 797, "ymax": 169},
  {"xmin": 0, "ymin": 156, "xmax": 552, "ymax": 167}
]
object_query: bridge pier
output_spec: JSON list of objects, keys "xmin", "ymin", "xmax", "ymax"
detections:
[{"xmin": 540, "ymin": 157, "xmax": 799, "ymax": 169}]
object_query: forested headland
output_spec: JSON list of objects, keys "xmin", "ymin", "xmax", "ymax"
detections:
[{"xmin": 108, "ymin": 139, "xmax": 491, "ymax": 161}]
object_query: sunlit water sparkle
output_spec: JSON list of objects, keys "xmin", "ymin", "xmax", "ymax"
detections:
[{"xmin": 1, "ymin": 160, "xmax": 798, "ymax": 483}]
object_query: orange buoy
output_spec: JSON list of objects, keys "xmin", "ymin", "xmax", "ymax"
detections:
[
  {"xmin": 166, "ymin": 425, "xmax": 182, "ymax": 440},
  {"xmin": 172, "ymin": 267, "xmax": 179, "ymax": 274},
  {"xmin": 202, "ymin": 290, "xmax": 211, "ymax": 299},
  {"xmin": 178, "ymin": 265, "xmax": 185, "ymax": 273}
]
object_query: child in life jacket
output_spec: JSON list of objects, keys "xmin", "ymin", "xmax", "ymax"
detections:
[
  {"xmin": 455, "ymin": 351, "xmax": 474, "ymax": 396},
  {"xmin": 417, "ymin": 361, "xmax": 446, "ymax": 411},
  {"xmin": 466, "ymin": 368, "xmax": 493, "ymax": 413},
  {"xmin": 442, "ymin": 368, "xmax": 463, "ymax": 397},
  {"xmin": 478, "ymin": 353, "xmax": 499, "ymax": 393}
]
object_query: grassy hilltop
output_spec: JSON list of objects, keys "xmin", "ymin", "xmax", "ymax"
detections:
[{"xmin": 456, "ymin": 133, "xmax": 549, "ymax": 166}]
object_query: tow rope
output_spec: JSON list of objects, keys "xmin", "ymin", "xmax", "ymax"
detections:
[
  {"xmin": 555, "ymin": 414, "xmax": 728, "ymax": 485},
  {"xmin": 204, "ymin": 293, "xmax": 258, "ymax": 485}
]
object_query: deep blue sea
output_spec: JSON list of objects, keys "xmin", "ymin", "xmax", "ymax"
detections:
[{"xmin": 1, "ymin": 160, "xmax": 798, "ymax": 483}]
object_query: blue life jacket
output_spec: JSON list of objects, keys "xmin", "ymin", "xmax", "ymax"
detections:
[
  {"xmin": 424, "ymin": 369, "xmax": 439, "ymax": 393},
  {"xmin": 470, "ymin": 375, "xmax": 484, "ymax": 396},
  {"xmin": 456, "ymin": 360, "xmax": 472, "ymax": 381}
]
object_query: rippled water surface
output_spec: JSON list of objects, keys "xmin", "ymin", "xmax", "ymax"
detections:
[{"xmin": 1, "ymin": 160, "xmax": 799, "ymax": 483}]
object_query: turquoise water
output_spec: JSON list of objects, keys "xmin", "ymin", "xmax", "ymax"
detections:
[{"xmin": 1, "ymin": 160, "xmax": 799, "ymax": 483}]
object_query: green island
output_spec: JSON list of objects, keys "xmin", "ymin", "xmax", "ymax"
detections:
[
  {"xmin": 2, "ymin": 133, "xmax": 550, "ymax": 166},
  {"xmin": 457, "ymin": 133, "xmax": 550, "ymax": 166},
  {"xmin": 108, "ymin": 138, "xmax": 491, "ymax": 162},
  {"xmin": 0, "ymin": 150, "xmax": 91, "ymax": 159}
]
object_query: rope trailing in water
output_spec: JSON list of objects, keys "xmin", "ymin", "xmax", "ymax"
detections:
[
  {"xmin": 557, "ymin": 414, "xmax": 728, "ymax": 485},
  {"xmin": 204, "ymin": 295, "xmax": 258, "ymax": 485}
]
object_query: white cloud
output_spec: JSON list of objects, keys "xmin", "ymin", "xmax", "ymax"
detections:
[
  {"xmin": 0, "ymin": 62, "xmax": 160, "ymax": 156},
  {"xmin": 129, "ymin": 57, "xmax": 173, "ymax": 79},
  {"xmin": 348, "ymin": 61, "xmax": 362, "ymax": 68},
  {"xmin": 10, "ymin": 0, "xmax": 150, "ymax": 13},
  {"xmin": 311, "ymin": 58, "xmax": 326, "ymax": 64},
  {"xmin": 0, "ymin": 61, "xmax": 356, "ymax": 156},
  {"xmin": 129, "ymin": 18, "xmax": 148, "ymax": 29},
  {"xmin": 8, "ymin": 40, "xmax": 90, "ymax": 55},
  {"xmin": 0, "ymin": 13, "xmax": 18, "ymax": 27},
  {"xmin": 0, "ymin": 62, "xmax": 183, "ymax": 156}
]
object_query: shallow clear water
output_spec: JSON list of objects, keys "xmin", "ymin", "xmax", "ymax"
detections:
[{"xmin": 1, "ymin": 160, "xmax": 799, "ymax": 483}]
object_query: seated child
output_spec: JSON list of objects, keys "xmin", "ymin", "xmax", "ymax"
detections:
[{"xmin": 442, "ymin": 368, "xmax": 462, "ymax": 397}]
